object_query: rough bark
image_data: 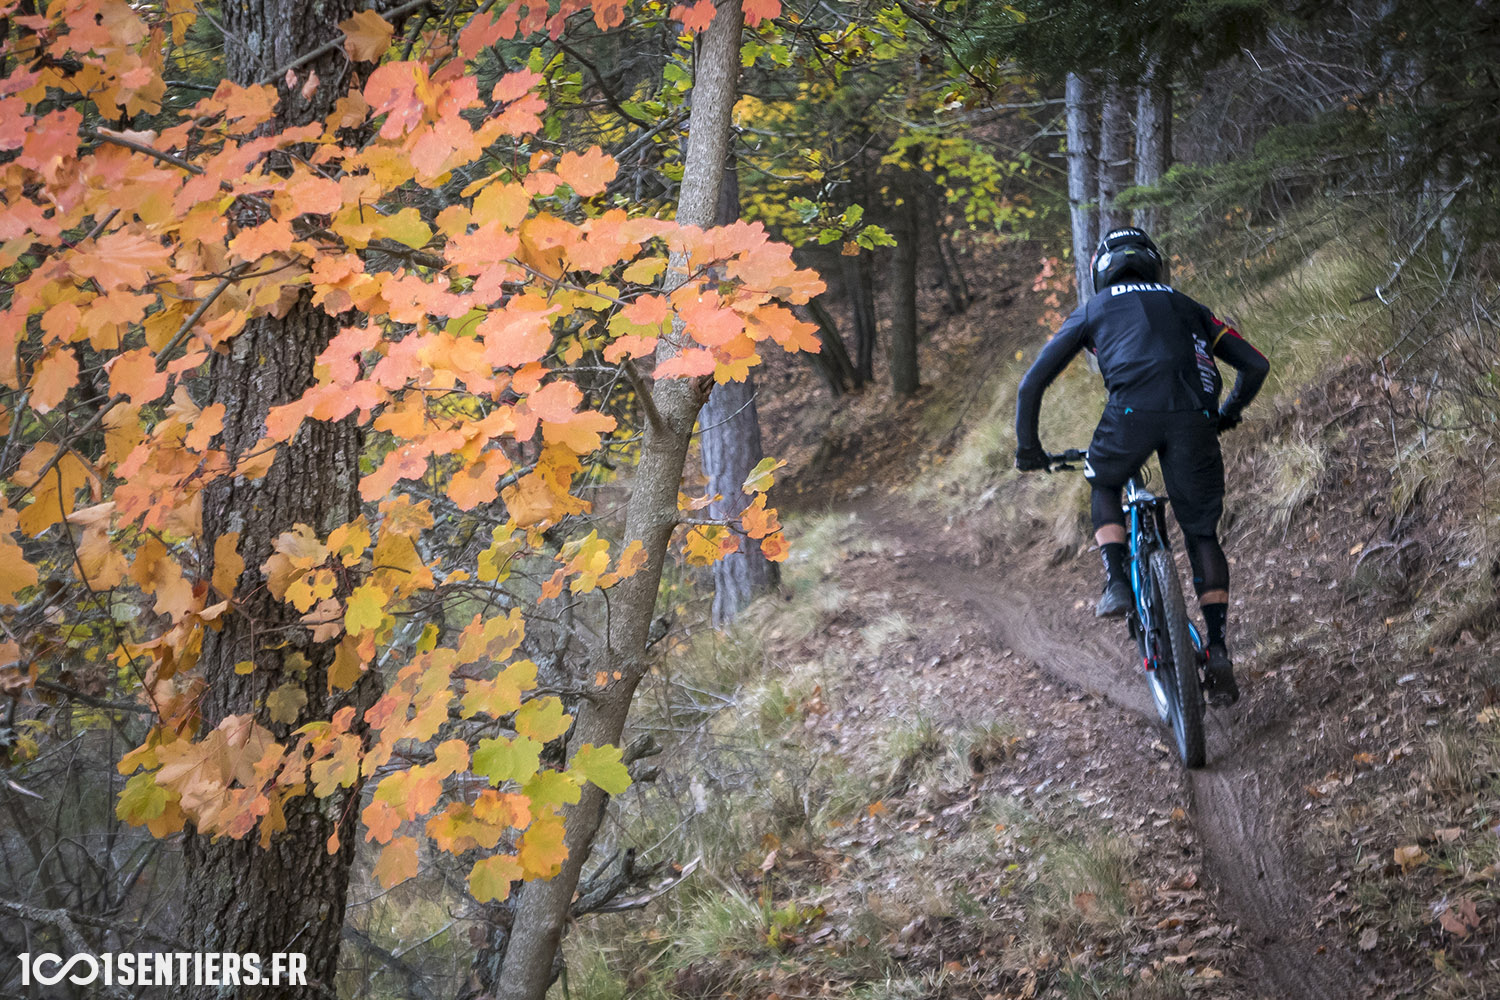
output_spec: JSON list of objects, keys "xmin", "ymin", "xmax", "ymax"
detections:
[
  {"xmin": 1097, "ymin": 80, "xmax": 1133, "ymax": 234},
  {"xmin": 1133, "ymin": 57, "xmax": 1172, "ymax": 236},
  {"xmin": 493, "ymin": 4, "xmax": 745, "ymax": 998},
  {"xmin": 700, "ymin": 164, "xmax": 777, "ymax": 625},
  {"xmin": 700, "ymin": 371, "xmax": 777, "ymax": 624},
  {"xmin": 889, "ymin": 179, "xmax": 921, "ymax": 397},
  {"xmin": 179, "ymin": 5, "xmax": 375, "ymax": 998},
  {"xmin": 1065, "ymin": 72, "xmax": 1099, "ymax": 304}
]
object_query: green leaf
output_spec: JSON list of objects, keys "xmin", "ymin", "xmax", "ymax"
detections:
[
  {"xmin": 523, "ymin": 768, "xmax": 582, "ymax": 809},
  {"xmin": 266, "ymin": 683, "xmax": 308, "ymax": 724},
  {"xmin": 569, "ymin": 743, "xmax": 631, "ymax": 795},
  {"xmin": 116, "ymin": 771, "xmax": 167, "ymax": 824},
  {"xmin": 789, "ymin": 197, "xmax": 819, "ymax": 223},
  {"xmin": 380, "ymin": 207, "xmax": 432, "ymax": 250},
  {"xmin": 344, "ymin": 583, "xmax": 386, "ymax": 636},
  {"xmin": 515, "ymin": 697, "xmax": 571, "ymax": 742},
  {"xmin": 473, "ymin": 736, "xmax": 542, "ymax": 786},
  {"xmin": 743, "ymin": 456, "xmax": 786, "ymax": 494},
  {"xmin": 469, "ymin": 854, "xmax": 523, "ymax": 903}
]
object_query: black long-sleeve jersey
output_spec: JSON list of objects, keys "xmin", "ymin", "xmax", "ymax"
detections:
[{"xmin": 1015, "ymin": 281, "xmax": 1269, "ymax": 450}]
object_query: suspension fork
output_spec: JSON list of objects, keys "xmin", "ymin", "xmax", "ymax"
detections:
[
  {"xmin": 1127, "ymin": 501, "xmax": 1154, "ymax": 672},
  {"xmin": 1129, "ymin": 497, "xmax": 1174, "ymax": 674}
]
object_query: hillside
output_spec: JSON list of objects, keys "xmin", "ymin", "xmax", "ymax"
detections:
[
  {"xmin": 562, "ymin": 232, "xmax": 1500, "ymax": 1000},
  {"xmin": 5, "ymin": 5, "xmax": 1500, "ymax": 998}
]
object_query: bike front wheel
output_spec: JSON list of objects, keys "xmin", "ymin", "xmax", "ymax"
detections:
[{"xmin": 1148, "ymin": 548, "xmax": 1206, "ymax": 768}]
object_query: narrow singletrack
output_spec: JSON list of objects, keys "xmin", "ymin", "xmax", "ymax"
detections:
[{"xmin": 850, "ymin": 497, "xmax": 1367, "ymax": 1000}]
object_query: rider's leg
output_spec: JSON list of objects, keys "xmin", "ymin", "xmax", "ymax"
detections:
[
  {"xmin": 1160, "ymin": 412, "xmax": 1237, "ymax": 703},
  {"xmin": 1085, "ymin": 406, "xmax": 1154, "ymax": 618},
  {"xmin": 1091, "ymin": 486, "xmax": 1128, "ymax": 584},
  {"xmin": 1184, "ymin": 531, "xmax": 1230, "ymax": 643}
]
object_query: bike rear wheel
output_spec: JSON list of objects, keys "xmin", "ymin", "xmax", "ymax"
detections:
[{"xmin": 1148, "ymin": 548, "xmax": 1206, "ymax": 768}]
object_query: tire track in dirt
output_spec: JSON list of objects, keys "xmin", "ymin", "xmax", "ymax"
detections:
[{"xmin": 853, "ymin": 499, "xmax": 1364, "ymax": 1000}]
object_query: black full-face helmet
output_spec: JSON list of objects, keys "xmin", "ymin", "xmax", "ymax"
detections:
[{"xmin": 1090, "ymin": 227, "xmax": 1165, "ymax": 293}]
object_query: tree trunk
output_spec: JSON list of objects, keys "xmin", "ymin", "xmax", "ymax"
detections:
[
  {"xmin": 938, "ymin": 231, "xmax": 971, "ymax": 311},
  {"xmin": 1097, "ymin": 80, "xmax": 1133, "ymax": 234},
  {"xmin": 924, "ymin": 185, "xmax": 969, "ymax": 314},
  {"xmin": 889, "ymin": 179, "xmax": 921, "ymax": 397},
  {"xmin": 1065, "ymin": 72, "xmax": 1099, "ymax": 305},
  {"xmin": 700, "ymin": 373, "xmax": 776, "ymax": 624},
  {"xmin": 180, "ymin": 3, "xmax": 375, "ymax": 995},
  {"xmin": 494, "ymin": 4, "xmax": 745, "ymax": 998},
  {"xmin": 805, "ymin": 296, "xmax": 858, "ymax": 395},
  {"xmin": 1133, "ymin": 57, "xmax": 1172, "ymax": 236},
  {"xmin": 699, "ymin": 162, "xmax": 777, "ymax": 626},
  {"xmin": 846, "ymin": 252, "xmax": 878, "ymax": 385}
]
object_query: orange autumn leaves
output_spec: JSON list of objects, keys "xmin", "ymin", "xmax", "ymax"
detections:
[
  {"xmin": 117, "ymin": 609, "xmax": 608, "ymax": 898},
  {"xmin": 681, "ymin": 457, "xmax": 790, "ymax": 566},
  {"xmin": 0, "ymin": 0, "xmax": 819, "ymax": 902}
]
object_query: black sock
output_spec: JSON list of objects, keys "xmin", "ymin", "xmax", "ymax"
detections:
[
  {"xmin": 1203, "ymin": 602, "xmax": 1228, "ymax": 648},
  {"xmin": 1100, "ymin": 542, "xmax": 1127, "ymax": 585}
]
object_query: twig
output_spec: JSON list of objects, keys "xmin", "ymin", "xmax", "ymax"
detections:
[
  {"xmin": 8, "ymin": 266, "xmax": 246, "ymax": 506},
  {"xmin": 0, "ymin": 901, "xmax": 133, "ymax": 999},
  {"xmin": 557, "ymin": 40, "xmax": 652, "ymax": 129},
  {"xmin": 621, "ymin": 359, "xmax": 666, "ymax": 435},
  {"xmin": 91, "ymin": 131, "xmax": 274, "ymax": 216},
  {"xmin": 341, "ymin": 925, "xmax": 438, "ymax": 1000},
  {"xmin": 92, "ymin": 129, "xmax": 204, "ymax": 176},
  {"xmin": 32, "ymin": 680, "xmax": 152, "ymax": 715},
  {"xmin": 254, "ymin": 0, "xmax": 432, "ymax": 86},
  {"xmin": 0, "ymin": 899, "xmax": 190, "ymax": 950},
  {"xmin": 1374, "ymin": 178, "xmax": 1470, "ymax": 308},
  {"xmin": 586, "ymin": 856, "xmax": 700, "ymax": 914},
  {"xmin": 612, "ymin": 111, "xmax": 688, "ymax": 165}
]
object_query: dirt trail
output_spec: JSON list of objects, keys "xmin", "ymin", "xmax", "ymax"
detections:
[{"xmin": 851, "ymin": 496, "xmax": 1369, "ymax": 999}]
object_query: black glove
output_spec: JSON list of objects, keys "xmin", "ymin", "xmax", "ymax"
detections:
[
  {"xmin": 1015, "ymin": 444, "xmax": 1051, "ymax": 472},
  {"xmin": 1216, "ymin": 409, "xmax": 1242, "ymax": 434}
]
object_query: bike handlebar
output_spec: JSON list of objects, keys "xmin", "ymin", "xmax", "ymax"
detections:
[{"xmin": 1046, "ymin": 448, "xmax": 1087, "ymax": 471}]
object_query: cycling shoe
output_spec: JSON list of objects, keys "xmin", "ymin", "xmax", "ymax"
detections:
[
  {"xmin": 1204, "ymin": 644, "xmax": 1239, "ymax": 706},
  {"xmin": 1095, "ymin": 579, "xmax": 1132, "ymax": 618}
]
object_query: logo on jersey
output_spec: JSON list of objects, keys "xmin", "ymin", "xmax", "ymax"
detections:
[
  {"xmin": 1193, "ymin": 333, "xmax": 1216, "ymax": 395},
  {"xmin": 1108, "ymin": 282, "xmax": 1173, "ymax": 296}
]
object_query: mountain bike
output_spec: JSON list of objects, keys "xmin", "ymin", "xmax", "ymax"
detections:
[{"xmin": 1049, "ymin": 449, "xmax": 1207, "ymax": 768}]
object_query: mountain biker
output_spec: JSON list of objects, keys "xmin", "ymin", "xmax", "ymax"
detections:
[{"xmin": 1012, "ymin": 227, "xmax": 1269, "ymax": 706}]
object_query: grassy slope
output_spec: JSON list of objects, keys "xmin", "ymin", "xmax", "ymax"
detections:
[{"xmin": 558, "ymin": 220, "xmax": 1500, "ymax": 1000}]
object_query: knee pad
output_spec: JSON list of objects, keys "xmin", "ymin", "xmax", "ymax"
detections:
[
  {"xmin": 1184, "ymin": 533, "xmax": 1229, "ymax": 595},
  {"xmin": 1091, "ymin": 486, "xmax": 1125, "ymax": 529}
]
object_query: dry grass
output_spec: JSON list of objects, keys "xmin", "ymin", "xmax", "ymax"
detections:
[
  {"xmin": 1256, "ymin": 433, "xmax": 1328, "ymax": 535},
  {"xmin": 1037, "ymin": 836, "xmax": 1137, "ymax": 936},
  {"xmin": 558, "ymin": 216, "xmax": 1431, "ymax": 1000},
  {"xmin": 859, "ymin": 610, "xmax": 915, "ymax": 656},
  {"xmin": 1421, "ymin": 727, "xmax": 1482, "ymax": 798}
]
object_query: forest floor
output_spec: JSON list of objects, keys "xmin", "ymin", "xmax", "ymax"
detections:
[{"xmin": 576, "ymin": 240, "xmax": 1500, "ymax": 1000}]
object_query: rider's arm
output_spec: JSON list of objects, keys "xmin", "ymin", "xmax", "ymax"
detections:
[
  {"xmin": 1211, "ymin": 322, "xmax": 1269, "ymax": 421},
  {"xmin": 1015, "ymin": 306, "xmax": 1089, "ymax": 450}
]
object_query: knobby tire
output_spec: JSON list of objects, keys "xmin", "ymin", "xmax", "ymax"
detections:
[{"xmin": 1149, "ymin": 548, "xmax": 1206, "ymax": 768}]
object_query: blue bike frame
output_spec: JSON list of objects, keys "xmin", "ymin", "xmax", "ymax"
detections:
[
  {"xmin": 1123, "ymin": 475, "xmax": 1205, "ymax": 673},
  {"xmin": 1047, "ymin": 449, "xmax": 1205, "ymax": 685}
]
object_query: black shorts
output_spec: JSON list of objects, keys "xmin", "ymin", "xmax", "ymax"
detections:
[{"xmin": 1083, "ymin": 405, "xmax": 1224, "ymax": 537}]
